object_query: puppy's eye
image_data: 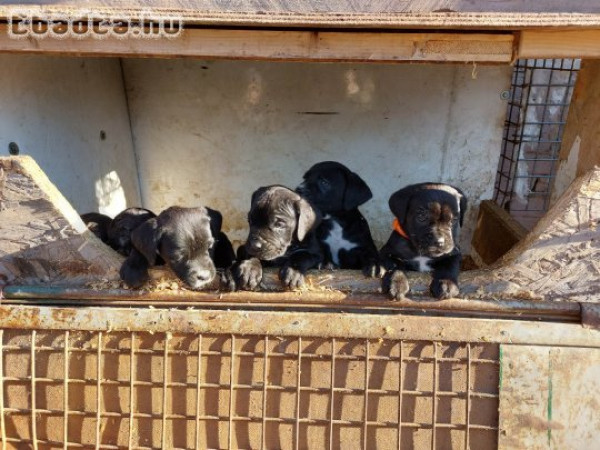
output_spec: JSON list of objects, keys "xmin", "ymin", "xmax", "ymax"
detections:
[
  {"xmin": 273, "ymin": 219, "xmax": 286, "ymax": 229},
  {"xmin": 417, "ymin": 213, "xmax": 428, "ymax": 223},
  {"xmin": 318, "ymin": 177, "xmax": 331, "ymax": 189}
]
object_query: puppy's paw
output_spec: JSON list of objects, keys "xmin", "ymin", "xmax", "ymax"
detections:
[
  {"xmin": 321, "ymin": 262, "xmax": 338, "ymax": 271},
  {"xmin": 232, "ymin": 259, "xmax": 263, "ymax": 291},
  {"xmin": 430, "ymin": 279, "xmax": 459, "ymax": 300},
  {"xmin": 382, "ymin": 270, "xmax": 410, "ymax": 301},
  {"xmin": 362, "ymin": 261, "xmax": 386, "ymax": 279},
  {"xmin": 280, "ymin": 266, "xmax": 305, "ymax": 290},
  {"xmin": 220, "ymin": 269, "xmax": 238, "ymax": 292},
  {"xmin": 119, "ymin": 261, "xmax": 149, "ymax": 289}
]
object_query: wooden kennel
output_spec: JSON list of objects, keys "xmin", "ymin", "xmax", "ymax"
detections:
[{"xmin": 1, "ymin": 1, "xmax": 600, "ymax": 449}]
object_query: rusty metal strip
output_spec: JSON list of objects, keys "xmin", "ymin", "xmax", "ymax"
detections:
[
  {"xmin": 2, "ymin": 285, "xmax": 582, "ymax": 323},
  {"xmin": 0, "ymin": 330, "xmax": 5, "ymax": 450},
  {"xmin": 63, "ymin": 330, "xmax": 69, "ymax": 450},
  {"xmin": 0, "ymin": 305, "xmax": 597, "ymax": 347},
  {"xmin": 581, "ymin": 303, "xmax": 600, "ymax": 330}
]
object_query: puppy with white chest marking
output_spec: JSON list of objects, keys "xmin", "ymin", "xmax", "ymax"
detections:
[
  {"xmin": 120, "ymin": 206, "xmax": 235, "ymax": 290},
  {"xmin": 379, "ymin": 183, "xmax": 467, "ymax": 300},
  {"xmin": 296, "ymin": 161, "xmax": 383, "ymax": 277},
  {"xmin": 227, "ymin": 185, "xmax": 323, "ymax": 290}
]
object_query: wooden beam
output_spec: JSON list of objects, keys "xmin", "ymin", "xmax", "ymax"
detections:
[
  {"xmin": 0, "ymin": 25, "xmax": 514, "ymax": 63},
  {"xmin": 518, "ymin": 29, "xmax": 600, "ymax": 59}
]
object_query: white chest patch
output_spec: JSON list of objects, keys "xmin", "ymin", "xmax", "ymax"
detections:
[
  {"xmin": 412, "ymin": 256, "xmax": 433, "ymax": 272},
  {"xmin": 323, "ymin": 220, "xmax": 357, "ymax": 265}
]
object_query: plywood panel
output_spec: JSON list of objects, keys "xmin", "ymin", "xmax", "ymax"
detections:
[
  {"xmin": 1, "ymin": 1, "xmax": 600, "ymax": 29},
  {"xmin": 499, "ymin": 345, "xmax": 600, "ymax": 449}
]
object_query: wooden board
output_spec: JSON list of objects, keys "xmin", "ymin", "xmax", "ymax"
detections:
[
  {"xmin": 0, "ymin": 25, "xmax": 514, "ymax": 63},
  {"xmin": 519, "ymin": 30, "xmax": 600, "ymax": 59},
  {"xmin": 0, "ymin": 156, "xmax": 123, "ymax": 286},
  {"xmin": 499, "ymin": 345, "xmax": 600, "ymax": 448},
  {"xmin": 471, "ymin": 200, "xmax": 528, "ymax": 267},
  {"xmin": 1, "ymin": 2, "xmax": 600, "ymax": 30}
]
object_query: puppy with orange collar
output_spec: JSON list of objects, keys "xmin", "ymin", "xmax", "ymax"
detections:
[{"xmin": 380, "ymin": 183, "xmax": 467, "ymax": 300}]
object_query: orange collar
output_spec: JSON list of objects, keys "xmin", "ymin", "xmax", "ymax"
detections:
[{"xmin": 393, "ymin": 218, "xmax": 410, "ymax": 240}]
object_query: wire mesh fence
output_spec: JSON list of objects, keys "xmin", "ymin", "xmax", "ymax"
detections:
[
  {"xmin": 0, "ymin": 329, "xmax": 499, "ymax": 449},
  {"xmin": 494, "ymin": 58, "xmax": 580, "ymax": 229}
]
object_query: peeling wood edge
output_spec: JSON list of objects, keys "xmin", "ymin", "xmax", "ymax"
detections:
[
  {"xmin": 0, "ymin": 305, "xmax": 598, "ymax": 347},
  {"xmin": 1, "ymin": 8, "xmax": 600, "ymax": 30}
]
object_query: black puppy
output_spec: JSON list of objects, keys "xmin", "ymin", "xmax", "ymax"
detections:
[
  {"xmin": 296, "ymin": 161, "xmax": 383, "ymax": 277},
  {"xmin": 379, "ymin": 183, "xmax": 467, "ymax": 300},
  {"xmin": 81, "ymin": 212, "xmax": 112, "ymax": 243},
  {"xmin": 120, "ymin": 206, "xmax": 235, "ymax": 290},
  {"xmin": 228, "ymin": 185, "xmax": 323, "ymax": 290},
  {"xmin": 107, "ymin": 207, "xmax": 157, "ymax": 256}
]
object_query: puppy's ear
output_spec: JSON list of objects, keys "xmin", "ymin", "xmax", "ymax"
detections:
[
  {"xmin": 343, "ymin": 171, "xmax": 373, "ymax": 210},
  {"xmin": 295, "ymin": 198, "xmax": 321, "ymax": 241},
  {"xmin": 205, "ymin": 207, "xmax": 223, "ymax": 237},
  {"xmin": 130, "ymin": 218, "xmax": 161, "ymax": 266},
  {"xmin": 389, "ymin": 184, "xmax": 423, "ymax": 225}
]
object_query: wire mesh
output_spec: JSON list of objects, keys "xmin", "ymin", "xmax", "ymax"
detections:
[
  {"xmin": 0, "ymin": 329, "xmax": 499, "ymax": 449},
  {"xmin": 494, "ymin": 58, "xmax": 580, "ymax": 229}
]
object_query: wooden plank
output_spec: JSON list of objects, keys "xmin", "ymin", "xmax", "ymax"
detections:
[
  {"xmin": 0, "ymin": 25, "xmax": 514, "ymax": 63},
  {"xmin": 519, "ymin": 30, "xmax": 600, "ymax": 59},
  {"xmin": 471, "ymin": 200, "xmax": 528, "ymax": 266},
  {"xmin": 550, "ymin": 60, "xmax": 600, "ymax": 204},
  {"xmin": 0, "ymin": 156, "xmax": 122, "ymax": 286},
  {"xmin": 499, "ymin": 345, "xmax": 600, "ymax": 449},
  {"xmin": 1, "ymin": 2, "xmax": 600, "ymax": 30}
]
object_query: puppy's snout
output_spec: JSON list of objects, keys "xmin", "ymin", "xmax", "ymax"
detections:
[
  {"xmin": 436, "ymin": 236, "xmax": 445, "ymax": 247},
  {"xmin": 247, "ymin": 238, "xmax": 263, "ymax": 252},
  {"xmin": 191, "ymin": 269, "xmax": 213, "ymax": 283}
]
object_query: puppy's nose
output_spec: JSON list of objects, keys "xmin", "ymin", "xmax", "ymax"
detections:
[
  {"xmin": 248, "ymin": 239, "xmax": 262, "ymax": 251},
  {"xmin": 192, "ymin": 270, "xmax": 212, "ymax": 283}
]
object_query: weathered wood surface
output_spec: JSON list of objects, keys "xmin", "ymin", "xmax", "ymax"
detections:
[
  {"xmin": 0, "ymin": 25, "xmax": 514, "ymax": 63},
  {"xmin": 492, "ymin": 167, "xmax": 600, "ymax": 303},
  {"xmin": 471, "ymin": 200, "xmax": 528, "ymax": 267},
  {"xmin": 1, "ymin": 2, "xmax": 600, "ymax": 29},
  {"xmin": 499, "ymin": 345, "xmax": 600, "ymax": 448},
  {"xmin": 0, "ymin": 156, "xmax": 122, "ymax": 286}
]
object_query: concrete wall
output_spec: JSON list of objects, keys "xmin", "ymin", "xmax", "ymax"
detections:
[
  {"xmin": 124, "ymin": 59, "xmax": 511, "ymax": 251},
  {"xmin": 0, "ymin": 55, "xmax": 140, "ymax": 217}
]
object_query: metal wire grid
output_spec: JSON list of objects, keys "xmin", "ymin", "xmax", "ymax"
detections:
[
  {"xmin": 494, "ymin": 58, "xmax": 580, "ymax": 229},
  {"xmin": 0, "ymin": 329, "xmax": 499, "ymax": 449}
]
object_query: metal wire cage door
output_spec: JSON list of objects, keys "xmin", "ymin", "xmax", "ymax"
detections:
[{"xmin": 0, "ymin": 318, "xmax": 499, "ymax": 449}]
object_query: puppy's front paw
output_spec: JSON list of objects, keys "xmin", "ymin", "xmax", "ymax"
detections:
[
  {"xmin": 321, "ymin": 262, "xmax": 338, "ymax": 271},
  {"xmin": 382, "ymin": 270, "xmax": 410, "ymax": 301},
  {"xmin": 220, "ymin": 269, "xmax": 237, "ymax": 291},
  {"xmin": 232, "ymin": 259, "xmax": 263, "ymax": 290},
  {"xmin": 280, "ymin": 266, "xmax": 305, "ymax": 290},
  {"xmin": 362, "ymin": 261, "xmax": 386, "ymax": 278},
  {"xmin": 430, "ymin": 279, "xmax": 459, "ymax": 300}
]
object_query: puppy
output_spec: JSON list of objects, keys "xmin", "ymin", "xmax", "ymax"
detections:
[
  {"xmin": 81, "ymin": 212, "xmax": 112, "ymax": 243},
  {"xmin": 228, "ymin": 185, "xmax": 323, "ymax": 290},
  {"xmin": 379, "ymin": 183, "xmax": 467, "ymax": 300},
  {"xmin": 296, "ymin": 161, "xmax": 383, "ymax": 277},
  {"xmin": 120, "ymin": 206, "xmax": 235, "ymax": 290},
  {"xmin": 108, "ymin": 207, "xmax": 157, "ymax": 256}
]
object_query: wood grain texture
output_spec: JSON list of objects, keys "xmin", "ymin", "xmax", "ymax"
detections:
[
  {"xmin": 519, "ymin": 30, "xmax": 600, "ymax": 58},
  {"xmin": 1, "ymin": 2, "xmax": 600, "ymax": 29},
  {"xmin": 0, "ymin": 25, "xmax": 514, "ymax": 63},
  {"xmin": 0, "ymin": 156, "xmax": 123, "ymax": 286}
]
